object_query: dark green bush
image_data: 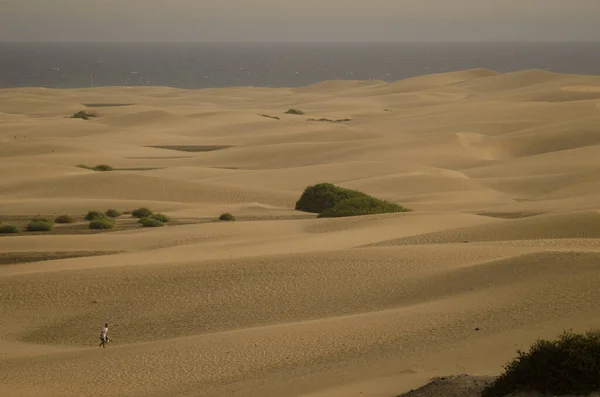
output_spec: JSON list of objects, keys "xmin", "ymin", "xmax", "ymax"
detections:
[
  {"xmin": 84, "ymin": 211, "xmax": 104, "ymax": 221},
  {"xmin": 296, "ymin": 183, "xmax": 409, "ymax": 218},
  {"xmin": 0, "ymin": 224, "xmax": 20, "ymax": 234},
  {"xmin": 26, "ymin": 220, "xmax": 53, "ymax": 232},
  {"xmin": 481, "ymin": 329, "xmax": 600, "ymax": 397},
  {"xmin": 285, "ymin": 109, "xmax": 304, "ymax": 115},
  {"xmin": 105, "ymin": 209, "xmax": 121, "ymax": 218},
  {"xmin": 295, "ymin": 183, "xmax": 367, "ymax": 214},
  {"xmin": 150, "ymin": 213, "xmax": 170, "ymax": 222},
  {"xmin": 138, "ymin": 217, "xmax": 164, "ymax": 227},
  {"xmin": 93, "ymin": 164, "xmax": 113, "ymax": 171},
  {"xmin": 132, "ymin": 207, "xmax": 153, "ymax": 218},
  {"xmin": 55, "ymin": 215, "xmax": 76, "ymax": 224},
  {"xmin": 318, "ymin": 196, "xmax": 408, "ymax": 218},
  {"xmin": 219, "ymin": 213, "xmax": 235, "ymax": 221},
  {"xmin": 89, "ymin": 218, "xmax": 115, "ymax": 229}
]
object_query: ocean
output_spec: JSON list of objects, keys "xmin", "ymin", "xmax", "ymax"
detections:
[{"xmin": 1, "ymin": 42, "xmax": 599, "ymax": 89}]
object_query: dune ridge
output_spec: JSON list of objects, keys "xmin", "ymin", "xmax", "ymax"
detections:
[{"xmin": 2, "ymin": 69, "xmax": 600, "ymax": 397}]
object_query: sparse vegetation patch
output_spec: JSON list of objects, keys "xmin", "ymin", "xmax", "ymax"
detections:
[
  {"xmin": 285, "ymin": 109, "xmax": 304, "ymax": 115},
  {"xmin": 481, "ymin": 329, "xmax": 600, "ymax": 397}
]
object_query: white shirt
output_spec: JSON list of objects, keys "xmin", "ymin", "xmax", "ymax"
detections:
[{"xmin": 101, "ymin": 326, "xmax": 108, "ymax": 338}]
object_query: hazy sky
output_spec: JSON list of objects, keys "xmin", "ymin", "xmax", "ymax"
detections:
[{"xmin": 1, "ymin": 0, "xmax": 599, "ymax": 42}]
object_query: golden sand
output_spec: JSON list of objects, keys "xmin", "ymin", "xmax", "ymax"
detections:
[{"xmin": 2, "ymin": 69, "xmax": 600, "ymax": 397}]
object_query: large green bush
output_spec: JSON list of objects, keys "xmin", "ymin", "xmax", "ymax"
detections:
[
  {"xmin": 482, "ymin": 329, "xmax": 600, "ymax": 397},
  {"xmin": 296, "ymin": 183, "xmax": 409, "ymax": 218},
  {"xmin": 132, "ymin": 207, "xmax": 153, "ymax": 218},
  {"xmin": 318, "ymin": 196, "xmax": 408, "ymax": 218},
  {"xmin": 0, "ymin": 224, "xmax": 20, "ymax": 234},
  {"xmin": 295, "ymin": 183, "xmax": 366, "ymax": 214}
]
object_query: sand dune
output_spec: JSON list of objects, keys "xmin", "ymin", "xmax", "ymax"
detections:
[{"xmin": 3, "ymin": 69, "xmax": 600, "ymax": 397}]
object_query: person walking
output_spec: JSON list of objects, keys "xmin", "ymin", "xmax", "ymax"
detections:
[{"xmin": 99, "ymin": 322, "xmax": 110, "ymax": 348}]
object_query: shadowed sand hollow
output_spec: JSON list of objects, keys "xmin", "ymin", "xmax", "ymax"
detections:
[{"xmin": 2, "ymin": 69, "xmax": 600, "ymax": 397}]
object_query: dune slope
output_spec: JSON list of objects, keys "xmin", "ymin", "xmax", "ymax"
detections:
[{"xmin": 2, "ymin": 69, "xmax": 600, "ymax": 397}]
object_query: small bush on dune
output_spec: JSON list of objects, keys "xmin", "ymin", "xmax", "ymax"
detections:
[
  {"xmin": 71, "ymin": 110, "xmax": 97, "ymax": 120},
  {"xmin": 105, "ymin": 209, "xmax": 121, "ymax": 218},
  {"xmin": 132, "ymin": 207, "xmax": 153, "ymax": 218},
  {"xmin": 219, "ymin": 213, "xmax": 235, "ymax": 221},
  {"xmin": 285, "ymin": 109, "xmax": 304, "ymax": 115},
  {"xmin": 0, "ymin": 224, "xmax": 20, "ymax": 234},
  {"xmin": 26, "ymin": 220, "xmax": 54, "ymax": 232},
  {"xmin": 85, "ymin": 211, "xmax": 104, "ymax": 221},
  {"xmin": 150, "ymin": 213, "xmax": 169, "ymax": 222},
  {"xmin": 89, "ymin": 218, "xmax": 115, "ymax": 230},
  {"xmin": 55, "ymin": 215, "xmax": 76, "ymax": 224},
  {"xmin": 77, "ymin": 164, "xmax": 113, "ymax": 172},
  {"xmin": 317, "ymin": 196, "xmax": 408, "ymax": 218},
  {"xmin": 93, "ymin": 164, "xmax": 113, "ymax": 171},
  {"xmin": 481, "ymin": 329, "xmax": 600, "ymax": 397},
  {"xmin": 138, "ymin": 217, "xmax": 164, "ymax": 227}
]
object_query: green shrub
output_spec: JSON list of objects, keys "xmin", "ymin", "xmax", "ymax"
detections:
[
  {"xmin": 71, "ymin": 110, "xmax": 97, "ymax": 120},
  {"xmin": 84, "ymin": 211, "xmax": 104, "ymax": 221},
  {"xmin": 89, "ymin": 218, "xmax": 115, "ymax": 230},
  {"xmin": 55, "ymin": 215, "xmax": 76, "ymax": 224},
  {"xmin": 132, "ymin": 207, "xmax": 153, "ymax": 218},
  {"xmin": 93, "ymin": 164, "xmax": 113, "ymax": 171},
  {"xmin": 150, "ymin": 213, "xmax": 170, "ymax": 222},
  {"xmin": 481, "ymin": 329, "xmax": 600, "ymax": 397},
  {"xmin": 26, "ymin": 220, "xmax": 54, "ymax": 232},
  {"xmin": 0, "ymin": 224, "xmax": 20, "ymax": 234},
  {"xmin": 105, "ymin": 209, "xmax": 121, "ymax": 218},
  {"xmin": 318, "ymin": 196, "xmax": 408, "ymax": 218},
  {"xmin": 138, "ymin": 217, "xmax": 164, "ymax": 227},
  {"xmin": 219, "ymin": 213, "xmax": 235, "ymax": 221},
  {"xmin": 296, "ymin": 183, "xmax": 409, "ymax": 218},
  {"xmin": 285, "ymin": 109, "xmax": 304, "ymax": 115},
  {"xmin": 295, "ymin": 183, "xmax": 367, "ymax": 214}
]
